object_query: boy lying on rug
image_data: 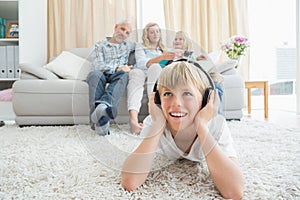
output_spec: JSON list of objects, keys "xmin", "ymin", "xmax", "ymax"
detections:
[{"xmin": 121, "ymin": 61, "xmax": 244, "ymax": 199}]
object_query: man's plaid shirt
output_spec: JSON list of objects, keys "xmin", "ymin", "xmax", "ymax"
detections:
[{"xmin": 91, "ymin": 37, "xmax": 135, "ymax": 74}]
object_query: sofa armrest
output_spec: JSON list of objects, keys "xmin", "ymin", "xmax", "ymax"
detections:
[{"xmin": 19, "ymin": 63, "xmax": 59, "ymax": 80}]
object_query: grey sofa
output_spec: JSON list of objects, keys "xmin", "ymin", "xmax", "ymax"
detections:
[{"xmin": 12, "ymin": 48, "xmax": 244, "ymax": 126}]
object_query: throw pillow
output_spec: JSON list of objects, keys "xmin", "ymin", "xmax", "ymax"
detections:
[
  {"xmin": 44, "ymin": 51, "xmax": 91, "ymax": 80},
  {"xmin": 197, "ymin": 50, "xmax": 221, "ymax": 72},
  {"xmin": 0, "ymin": 88, "xmax": 13, "ymax": 101},
  {"xmin": 215, "ymin": 60, "xmax": 238, "ymax": 73},
  {"xmin": 197, "ymin": 59, "xmax": 215, "ymax": 72},
  {"xmin": 20, "ymin": 63, "xmax": 59, "ymax": 80}
]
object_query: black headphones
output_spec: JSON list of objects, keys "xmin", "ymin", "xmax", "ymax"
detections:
[{"xmin": 153, "ymin": 59, "xmax": 215, "ymax": 109}]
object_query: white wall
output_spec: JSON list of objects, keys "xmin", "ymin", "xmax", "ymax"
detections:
[{"xmin": 19, "ymin": 0, "xmax": 47, "ymax": 67}]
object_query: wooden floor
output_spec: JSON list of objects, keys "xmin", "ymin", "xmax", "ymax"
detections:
[{"xmin": 242, "ymin": 108, "xmax": 300, "ymax": 130}]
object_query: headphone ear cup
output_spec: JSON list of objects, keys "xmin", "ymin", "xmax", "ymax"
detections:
[
  {"xmin": 154, "ymin": 90, "xmax": 161, "ymax": 105},
  {"xmin": 201, "ymin": 88, "xmax": 213, "ymax": 109},
  {"xmin": 153, "ymin": 82, "xmax": 161, "ymax": 105}
]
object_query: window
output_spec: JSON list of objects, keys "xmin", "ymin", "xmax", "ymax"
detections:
[
  {"xmin": 248, "ymin": 0, "xmax": 297, "ymax": 111},
  {"xmin": 252, "ymin": 80, "xmax": 296, "ymax": 96}
]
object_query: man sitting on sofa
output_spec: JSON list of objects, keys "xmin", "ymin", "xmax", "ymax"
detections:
[{"xmin": 87, "ymin": 19, "xmax": 135, "ymax": 135}]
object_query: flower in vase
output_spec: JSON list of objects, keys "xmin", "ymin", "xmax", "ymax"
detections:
[{"xmin": 221, "ymin": 36, "xmax": 250, "ymax": 60}]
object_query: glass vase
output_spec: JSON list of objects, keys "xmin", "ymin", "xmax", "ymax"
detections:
[{"xmin": 232, "ymin": 56, "xmax": 241, "ymax": 68}]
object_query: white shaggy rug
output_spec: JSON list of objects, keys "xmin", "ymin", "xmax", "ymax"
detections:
[{"xmin": 0, "ymin": 119, "xmax": 299, "ymax": 199}]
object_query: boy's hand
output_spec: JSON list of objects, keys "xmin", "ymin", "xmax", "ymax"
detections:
[
  {"xmin": 148, "ymin": 92, "xmax": 166, "ymax": 122},
  {"xmin": 195, "ymin": 89, "xmax": 220, "ymax": 125}
]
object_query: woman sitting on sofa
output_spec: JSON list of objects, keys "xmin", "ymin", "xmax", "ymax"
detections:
[{"xmin": 127, "ymin": 22, "xmax": 176, "ymax": 134}]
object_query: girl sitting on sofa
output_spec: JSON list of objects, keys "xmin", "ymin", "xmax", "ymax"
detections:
[{"xmin": 171, "ymin": 31, "xmax": 224, "ymax": 113}]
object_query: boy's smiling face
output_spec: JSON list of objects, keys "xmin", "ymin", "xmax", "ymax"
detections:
[{"xmin": 160, "ymin": 83, "xmax": 203, "ymax": 133}]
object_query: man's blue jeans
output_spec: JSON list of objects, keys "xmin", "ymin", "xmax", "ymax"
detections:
[{"xmin": 86, "ymin": 70, "xmax": 128, "ymax": 129}]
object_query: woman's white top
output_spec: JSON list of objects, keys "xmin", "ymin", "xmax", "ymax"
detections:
[{"xmin": 135, "ymin": 43, "xmax": 163, "ymax": 72}]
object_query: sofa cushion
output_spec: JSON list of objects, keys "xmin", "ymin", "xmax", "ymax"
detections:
[
  {"xmin": 197, "ymin": 59, "xmax": 215, "ymax": 72},
  {"xmin": 128, "ymin": 50, "xmax": 136, "ymax": 66},
  {"xmin": 44, "ymin": 51, "xmax": 92, "ymax": 80},
  {"xmin": 68, "ymin": 48, "xmax": 93, "ymax": 61}
]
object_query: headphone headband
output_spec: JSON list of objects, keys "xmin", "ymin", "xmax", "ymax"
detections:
[
  {"xmin": 166, "ymin": 59, "xmax": 215, "ymax": 90},
  {"xmin": 153, "ymin": 59, "xmax": 215, "ymax": 108}
]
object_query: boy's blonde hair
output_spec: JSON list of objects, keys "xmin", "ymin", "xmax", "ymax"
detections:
[
  {"xmin": 157, "ymin": 61, "xmax": 211, "ymax": 96},
  {"xmin": 142, "ymin": 22, "xmax": 166, "ymax": 53}
]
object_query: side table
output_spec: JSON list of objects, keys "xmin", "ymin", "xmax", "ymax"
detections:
[{"xmin": 244, "ymin": 80, "xmax": 269, "ymax": 118}]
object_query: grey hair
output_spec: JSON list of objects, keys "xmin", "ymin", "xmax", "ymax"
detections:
[{"xmin": 117, "ymin": 19, "xmax": 132, "ymax": 27}]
